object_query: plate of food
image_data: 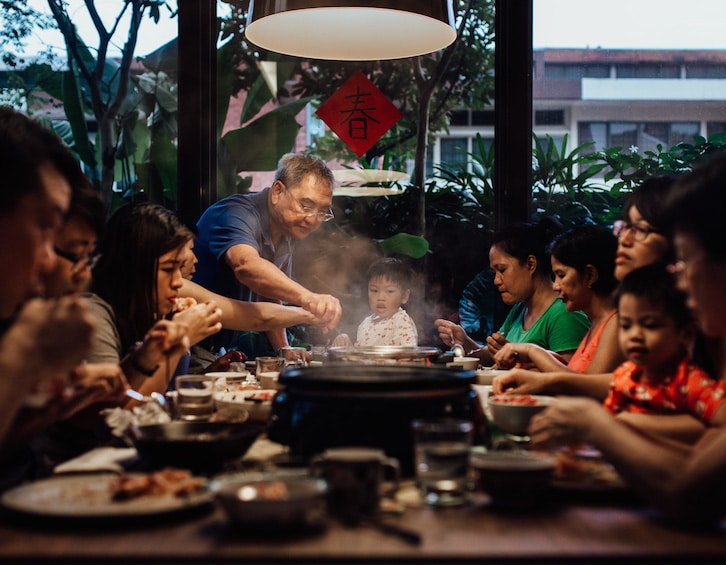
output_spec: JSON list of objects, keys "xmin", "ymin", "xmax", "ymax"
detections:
[
  {"xmin": 550, "ymin": 446, "xmax": 628, "ymax": 492},
  {"xmin": 1, "ymin": 470, "xmax": 212, "ymax": 519},
  {"xmin": 214, "ymin": 389, "xmax": 277, "ymax": 423}
]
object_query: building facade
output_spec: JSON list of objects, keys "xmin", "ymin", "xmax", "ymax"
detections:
[{"xmin": 431, "ymin": 48, "xmax": 726, "ymax": 174}]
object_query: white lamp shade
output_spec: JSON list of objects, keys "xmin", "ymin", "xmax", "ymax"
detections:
[{"xmin": 246, "ymin": 1, "xmax": 457, "ymax": 61}]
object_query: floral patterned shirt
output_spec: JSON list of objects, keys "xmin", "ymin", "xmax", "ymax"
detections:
[
  {"xmin": 356, "ymin": 307, "xmax": 418, "ymax": 347},
  {"xmin": 604, "ymin": 357, "xmax": 726, "ymax": 423}
]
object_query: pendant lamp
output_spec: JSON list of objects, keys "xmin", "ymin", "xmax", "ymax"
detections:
[{"xmin": 246, "ymin": 1, "xmax": 457, "ymax": 61}]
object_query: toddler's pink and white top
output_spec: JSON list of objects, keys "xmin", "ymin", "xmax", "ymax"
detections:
[{"xmin": 356, "ymin": 307, "xmax": 418, "ymax": 347}]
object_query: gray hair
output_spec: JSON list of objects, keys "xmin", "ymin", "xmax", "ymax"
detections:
[{"xmin": 274, "ymin": 153, "xmax": 335, "ymax": 191}]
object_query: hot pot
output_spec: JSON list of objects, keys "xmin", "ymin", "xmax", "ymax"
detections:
[
  {"xmin": 267, "ymin": 364, "xmax": 477, "ymax": 476},
  {"xmin": 325, "ymin": 345, "xmax": 440, "ymax": 364}
]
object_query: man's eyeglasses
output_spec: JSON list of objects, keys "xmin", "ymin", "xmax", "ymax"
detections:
[
  {"xmin": 285, "ymin": 190, "xmax": 334, "ymax": 222},
  {"xmin": 54, "ymin": 247, "xmax": 102, "ymax": 271},
  {"xmin": 612, "ymin": 220, "xmax": 662, "ymax": 242}
]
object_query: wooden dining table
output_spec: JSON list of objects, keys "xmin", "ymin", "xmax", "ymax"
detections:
[{"xmin": 0, "ymin": 438, "xmax": 725, "ymax": 565}]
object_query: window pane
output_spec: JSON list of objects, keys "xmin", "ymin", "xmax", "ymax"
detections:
[
  {"xmin": 669, "ymin": 122, "xmax": 700, "ymax": 145},
  {"xmin": 610, "ymin": 123, "xmax": 638, "ymax": 148},
  {"xmin": 440, "ymin": 137, "xmax": 470, "ymax": 166},
  {"xmin": 616, "ymin": 64, "xmax": 680, "ymax": 79},
  {"xmin": 544, "ymin": 63, "xmax": 609, "ymax": 79},
  {"xmin": 578, "ymin": 122, "xmax": 608, "ymax": 151},
  {"xmin": 708, "ymin": 122, "xmax": 726, "ymax": 135},
  {"xmin": 688, "ymin": 65, "xmax": 726, "ymax": 79}
]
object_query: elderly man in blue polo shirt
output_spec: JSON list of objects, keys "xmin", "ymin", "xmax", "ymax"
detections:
[{"xmin": 193, "ymin": 153, "xmax": 342, "ymax": 358}]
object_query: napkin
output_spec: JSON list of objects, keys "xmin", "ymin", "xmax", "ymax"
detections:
[{"xmin": 53, "ymin": 447, "xmax": 139, "ymax": 474}]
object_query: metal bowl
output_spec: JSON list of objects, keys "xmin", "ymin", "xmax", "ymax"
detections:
[
  {"xmin": 325, "ymin": 345, "xmax": 440, "ymax": 364},
  {"xmin": 213, "ymin": 475, "xmax": 328, "ymax": 532},
  {"xmin": 131, "ymin": 421, "xmax": 266, "ymax": 472},
  {"xmin": 471, "ymin": 451, "xmax": 555, "ymax": 510}
]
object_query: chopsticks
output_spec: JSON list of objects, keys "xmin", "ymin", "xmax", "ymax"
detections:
[{"xmin": 359, "ymin": 517, "xmax": 422, "ymax": 546}]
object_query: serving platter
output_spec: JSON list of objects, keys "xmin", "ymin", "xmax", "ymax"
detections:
[{"xmin": 1, "ymin": 473, "xmax": 212, "ymax": 519}]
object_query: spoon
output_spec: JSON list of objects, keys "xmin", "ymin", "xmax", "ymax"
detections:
[{"xmin": 451, "ymin": 344, "xmax": 465, "ymax": 358}]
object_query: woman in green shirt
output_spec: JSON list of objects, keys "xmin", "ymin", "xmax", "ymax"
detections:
[{"xmin": 435, "ymin": 218, "xmax": 590, "ymax": 367}]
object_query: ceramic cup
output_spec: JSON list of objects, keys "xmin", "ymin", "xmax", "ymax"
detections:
[
  {"xmin": 412, "ymin": 418, "xmax": 473, "ymax": 506},
  {"xmin": 310, "ymin": 446, "xmax": 400, "ymax": 522},
  {"xmin": 175, "ymin": 375, "xmax": 216, "ymax": 421}
]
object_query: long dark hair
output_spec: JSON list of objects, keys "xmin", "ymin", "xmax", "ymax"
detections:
[
  {"xmin": 549, "ymin": 225, "xmax": 618, "ymax": 294},
  {"xmin": 623, "ymin": 175, "xmax": 677, "ymax": 234},
  {"xmin": 665, "ymin": 154, "xmax": 726, "ymax": 262},
  {"xmin": 92, "ymin": 203, "xmax": 193, "ymax": 351},
  {"xmin": 490, "ymin": 217, "xmax": 564, "ymax": 281}
]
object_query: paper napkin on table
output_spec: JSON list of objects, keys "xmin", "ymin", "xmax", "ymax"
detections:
[{"xmin": 53, "ymin": 447, "xmax": 139, "ymax": 474}]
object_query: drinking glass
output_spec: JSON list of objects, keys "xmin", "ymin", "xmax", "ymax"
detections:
[
  {"xmin": 412, "ymin": 418, "xmax": 473, "ymax": 506},
  {"xmin": 279, "ymin": 346, "xmax": 308, "ymax": 368}
]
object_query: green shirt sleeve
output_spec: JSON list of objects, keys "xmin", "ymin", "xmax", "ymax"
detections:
[{"xmin": 499, "ymin": 299, "xmax": 589, "ymax": 354}]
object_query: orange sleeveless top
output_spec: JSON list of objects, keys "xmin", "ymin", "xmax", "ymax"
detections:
[{"xmin": 567, "ymin": 310, "xmax": 617, "ymax": 373}]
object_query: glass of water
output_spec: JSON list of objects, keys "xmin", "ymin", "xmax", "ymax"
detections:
[{"xmin": 412, "ymin": 418, "xmax": 473, "ymax": 507}]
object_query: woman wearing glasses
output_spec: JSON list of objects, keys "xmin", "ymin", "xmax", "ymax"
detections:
[
  {"xmin": 611, "ymin": 175, "xmax": 676, "ymax": 281},
  {"xmin": 193, "ymin": 153, "xmax": 342, "ymax": 359}
]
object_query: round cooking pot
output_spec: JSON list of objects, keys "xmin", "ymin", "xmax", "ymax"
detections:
[
  {"xmin": 132, "ymin": 421, "xmax": 266, "ymax": 472},
  {"xmin": 325, "ymin": 345, "xmax": 440, "ymax": 364},
  {"xmin": 268, "ymin": 364, "xmax": 477, "ymax": 476}
]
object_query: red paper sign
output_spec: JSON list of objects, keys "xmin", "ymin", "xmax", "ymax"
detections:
[{"xmin": 315, "ymin": 71, "xmax": 402, "ymax": 157}]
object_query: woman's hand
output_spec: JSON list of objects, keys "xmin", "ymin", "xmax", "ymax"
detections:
[
  {"xmin": 172, "ymin": 300, "xmax": 223, "ymax": 346},
  {"xmin": 491, "ymin": 368, "xmax": 548, "ymax": 395},
  {"xmin": 434, "ymin": 319, "xmax": 476, "ymax": 350},
  {"xmin": 492, "ymin": 342, "xmax": 530, "ymax": 369},
  {"xmin": 135, "ymin": 319, "xmax": 191, "ymax": 369},
  {"xmin": 529, "ymin": 396, "xmax": 609, "ymax": 448},
  {"xmin": 485, "ymin": 331, "xmax": 509, "ymax": 357}
]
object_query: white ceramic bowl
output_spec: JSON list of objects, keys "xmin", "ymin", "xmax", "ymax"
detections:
[
  {"xmin": 445, "ymin": 356, "xmax": 479, "ymax": 370},
  {"xmin": 258, "ymin": 371, "xmax": 281, "ymax": 390},
  {"xmin": 487, "ymin": 394, "xmax": 555, "ymax": 436}
]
